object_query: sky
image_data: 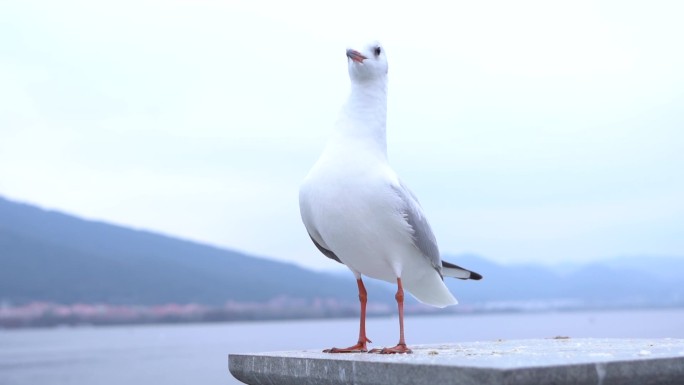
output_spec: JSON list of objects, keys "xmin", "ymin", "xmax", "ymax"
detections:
[{"xmin": 1, "ymin": 0, "xmax": 683, "ymax": 270}]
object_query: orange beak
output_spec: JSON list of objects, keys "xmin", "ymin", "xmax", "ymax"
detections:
[{"xmin": 346, "ymin": 49, "xmax": 367, "ymax": 63}]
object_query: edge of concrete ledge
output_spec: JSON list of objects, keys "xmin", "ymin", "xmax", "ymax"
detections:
[{"xmin": 229, "ymin": 338, "xmax": 684, "ymax": 385}]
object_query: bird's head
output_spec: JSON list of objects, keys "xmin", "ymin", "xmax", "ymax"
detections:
[{"xmin": 346, "ymin": 41, "xmax": 388, "ymax": 83}]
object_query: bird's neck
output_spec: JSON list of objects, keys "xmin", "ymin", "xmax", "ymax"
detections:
[{"xmin": 333, "ymin": 78, "xmax": 388, "ymax": 157}]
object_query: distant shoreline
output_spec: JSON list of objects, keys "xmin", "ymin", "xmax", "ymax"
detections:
[{"xmin": 2, "ymin": 299, "xmax": 682, "ymax": 329}]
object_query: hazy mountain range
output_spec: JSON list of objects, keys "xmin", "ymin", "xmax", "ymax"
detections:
[
  {"xmin": 1, "ymin": 195, "xmax": 683, "ymax": 310},
  {"xmin": 0, "ymin": 196, "xmax": 387, "ymax": 306}
]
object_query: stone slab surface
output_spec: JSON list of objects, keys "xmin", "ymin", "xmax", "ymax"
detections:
[{"xmin": 229, "ymin": 338, "xmax": 684, "ymax": 385}]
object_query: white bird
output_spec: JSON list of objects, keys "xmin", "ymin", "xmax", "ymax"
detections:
[{"xmin": 299, "ymin": 41, "xmax": 482, "ymax": 354}]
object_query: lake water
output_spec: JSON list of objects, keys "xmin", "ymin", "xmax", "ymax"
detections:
[{"xmin": 1, "ymin": 308, "xmax": 683, "ymax": 385}]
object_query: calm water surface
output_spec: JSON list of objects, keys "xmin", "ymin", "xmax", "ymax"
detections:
[{"xmin": 1, "ymin": 308, "xmax": 683, "ymax": 385}]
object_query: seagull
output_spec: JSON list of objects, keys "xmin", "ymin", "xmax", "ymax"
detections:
[{"xmin": 299, "ymin": 41, "xmax": 482, "ymax": 354}]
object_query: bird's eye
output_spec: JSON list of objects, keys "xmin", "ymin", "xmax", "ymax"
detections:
[{"xmin": 374, "ymin": 47, "xmax": 382, "ymax": 56}]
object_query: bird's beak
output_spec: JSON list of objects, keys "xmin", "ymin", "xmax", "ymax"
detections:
[{"xmin": 346, "ymin": 49, "xmax": 367, "ymax": 63}]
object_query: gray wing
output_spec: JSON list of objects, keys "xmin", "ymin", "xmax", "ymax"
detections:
[{"xmin": 391, "ymin": 181, "xmax": 442, "ymax": 275}]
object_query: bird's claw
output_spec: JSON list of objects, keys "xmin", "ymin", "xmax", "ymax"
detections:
[
  {"xmin": 323, "ymin": 341, "xmax": 370, "ymax": 353},
  {"xmin": 369, "ymin": 343, "xmax": 412, "ymax": 354}
]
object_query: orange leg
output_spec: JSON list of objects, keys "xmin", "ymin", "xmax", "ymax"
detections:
[
  {"xmin": 323, "ymin": 278, "xmax": 372, "ymax": 353},
  {"xmin": 370, "ymin": 278, "xmax": 412, "ymax": 354}
]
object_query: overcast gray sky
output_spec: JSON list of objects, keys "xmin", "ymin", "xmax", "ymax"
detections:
[{"xmin": 1, "ymin": 0, "xmax": 683, "ymax": 270}]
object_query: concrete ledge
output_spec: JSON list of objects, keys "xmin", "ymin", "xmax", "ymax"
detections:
[{"xmin": 229, "ymin": 338, "xmax": 684, "ymax": 385}]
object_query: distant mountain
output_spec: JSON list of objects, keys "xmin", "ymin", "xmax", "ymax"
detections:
[
  {"xmin": 2, "ymin": 196, "xmax": 683, "ymax": 311},
  {"xmin": 0, "ymin": 196, "xmax": 391, "ymax": 306},
  {"xmin": 443, "ymin": 254, "xmax": 684, "ymax": 308}
]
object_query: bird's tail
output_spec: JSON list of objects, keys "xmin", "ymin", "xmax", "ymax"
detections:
[{"xmin": 403, "ymin": 270, "xmax": 458, "ymax": 308}]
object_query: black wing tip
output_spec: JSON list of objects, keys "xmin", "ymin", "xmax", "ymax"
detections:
[
  {"xmin": 442, "ymin": 260, "xmax": 483, "ymax": 281},
  {"xmin": 308, "ymin": 234, "xmax": 344, "ymax": 265}
]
